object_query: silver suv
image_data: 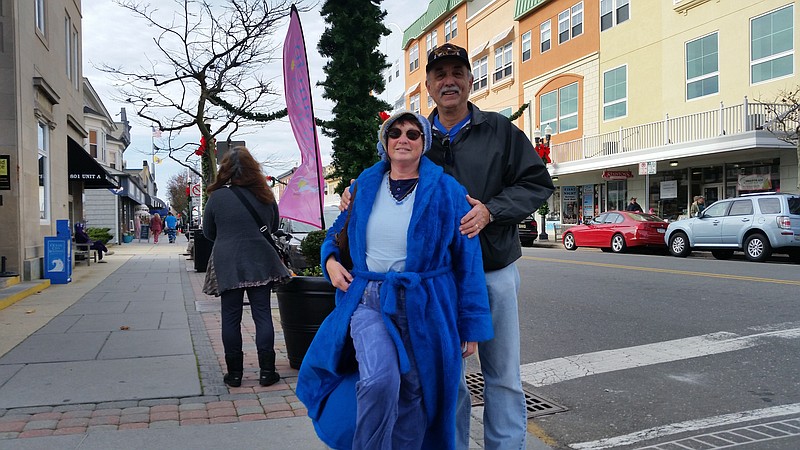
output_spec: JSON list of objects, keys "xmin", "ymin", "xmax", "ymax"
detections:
[{"xmin": 665, "ymin": 192, "xmax": 800, "ymax": 262}]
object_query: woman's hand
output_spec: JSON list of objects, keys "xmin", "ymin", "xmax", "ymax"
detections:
[
  {"xmin": 325, "ymin": 256, "xmax": 353, "ymax": 292},
  {"xmin": 461, "ymin": 342, "xmax": 477, "ymax": 358}
]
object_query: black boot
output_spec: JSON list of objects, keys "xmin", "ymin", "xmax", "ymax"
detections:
[
  {"xmin": 223, "ymin": 354, "xmax": 244, "ymax": 387},
  {"xmin": 258, "ymin": 351, "xmax": 281, "ymax": 386}
]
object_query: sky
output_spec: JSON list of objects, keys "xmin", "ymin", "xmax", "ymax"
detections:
[{"xmin": 82, "ymin": 0, "xmax": 428, "ymax": 196}]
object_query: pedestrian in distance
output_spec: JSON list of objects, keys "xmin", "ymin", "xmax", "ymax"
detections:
[
  {"xmin": 298, "ymin": 111, "xmax": 494, "ymax": 450},
  {"xmin": 626, "ymin": 197, "xmax": 643, "ymax": 212},
  {"xmin": 203, "ymin": 147, "xmax": 291, "ymax": 388},
  {"xmin": 149, "ymin": 213, "xmax": 163, "ymax": 243},
  {"xmin": 340, "ymin": 42, "xmax": 554, "ymax": 450},
  {"xmin": 690, "ymin": 195, "xmax": 705, "ymax": 217},
  {"xmin": 164, "ymin": 211, "xmax": 178, "ymax": 243}
]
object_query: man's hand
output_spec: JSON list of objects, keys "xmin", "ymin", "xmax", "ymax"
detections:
[
  {"xmin": 338, "ymin": 179, "xmax": 356, "ymax": 211},
  {"xmin": 325, "ymin": 256, "xmax": 353, "ymax": 292},
  {"xmin": 460, "ymin": 195, "xmax": 491, "ymax": 238},
  {"xmin": 461, "ymin": 342, "xmax": 477, "ymax": 358}
]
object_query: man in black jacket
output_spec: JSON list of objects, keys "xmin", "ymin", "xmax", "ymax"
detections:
[
  {"xmin": 425, "ymin": 43, "xmax": 554, "ymax": 450},
  {"xmin": 626, "ymin": 197, "xmax": 643, "ymax": 212}
]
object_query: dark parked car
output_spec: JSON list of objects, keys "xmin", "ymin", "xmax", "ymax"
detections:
[
  {"xmin": 562, "ymin": 211, "xmax": 668, "ymax": 253},
  {"xmin": 518, "ymin": 214, "xmax": 538, "ymax": 247}
]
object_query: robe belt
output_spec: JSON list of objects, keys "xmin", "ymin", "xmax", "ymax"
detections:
[{"xmin": 351, "ymin": 266, "xmax": 452, "ymax": 374}]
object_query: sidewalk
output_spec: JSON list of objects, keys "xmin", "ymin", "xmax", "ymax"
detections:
[{"xmin": 0, "ymin": 241, "xmax": 552, "ymax": 449}]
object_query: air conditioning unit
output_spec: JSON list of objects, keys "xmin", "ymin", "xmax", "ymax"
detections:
[{"xmin": 747, "ymin": 113, "xmax": 765, "ymax": 131}]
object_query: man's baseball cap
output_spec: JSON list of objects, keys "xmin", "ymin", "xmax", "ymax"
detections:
[{"xmin": 426, "ymin": 43, "xmax": 471, "ymax": 72}]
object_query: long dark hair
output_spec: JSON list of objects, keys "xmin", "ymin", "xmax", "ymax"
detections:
[{"xmin": 206, "ymin": 146, "xmax": 275, "ymax": 204}]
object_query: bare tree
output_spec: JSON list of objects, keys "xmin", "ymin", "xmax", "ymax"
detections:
[
  {"xmin": 762, "ymin": 87, "xmax": 800, "ymax": 190},
  {"xmin": 101, "ymin": 0, "xmax": 304, "ymax": 184}
]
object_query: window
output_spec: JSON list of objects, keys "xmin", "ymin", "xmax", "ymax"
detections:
[
  {"xmin": 559, "ymin": 83, "xmax": 579, "ymax": 132},
  {"xmin": 728, "ymin": 200, "xmax": 754, "ymax": 216},
  {"xmin": 559, "ymin": 10, "xmax": 570, "ymax": 44},
  {"xmin": 601, "ymin": 0, "xmax": 629, "ymax": 31},
  {"xmin": 409, "ymin": 44, "xmax": 419, "ymax": 72},
  {"xmin": 686, "ymin": 33, "xmax": 719, "ymax": 100},
  {"xmin": 35, "ymin": 0, "xmax": 46, "ymax": 34},
  {"xmin": 427, "ymin": 94, "xmax": 434, "ymax": 109},
  {"xmin": 540, "ymin": 91, "xmax": 557, "ymax": 134},
  {"xmin": 493, "ymin": 43, "xmax": 513, "ymax": 82},
  {"xmin": 603, "ymin": 65, "xmax": 627, "ymax": 120},
  {"xmin": 522, "ymin": 31, "xmax": 532, "ymax": 62},
  {"xmin": 445, "ymin": 15, "xmax": 457, "ymax": 41},
  {"xmin": 703, "ymin": 201, "xmax": 728, "ymax": 218},
  {"xmin": 65, "ymin": 14, "xmax": 79, "ymax": 88},
  {"xmin": 751, "ymin": 4, "xmax": 793, "ymax": 84},
  {"xmin": 426, "ymin": 30, "xmax": 438, "ymax": 54},
  {"xmin": 472, "ymin": 56, "xmax": 488, "ymax": 92},
  {"xmin": 89, "ymin": 130, "xmax": 98, "ymax": 158},
  {"xmin": 540, "ymin": 20, "xmax": 551, "ymax": 53},
  {"xmin": 758, "ymin": 198, "xmax": 781, "ymax": 214},
  {"xmin": 572, "ymin": 3, "xmax": 584, "ymax": 38},
  {"xmin": 498, "ymin": 107, "xmax": 512, "ymax": 118},
  {"xmin": 38, "ymin": 122, "xmax": 50, "ymax": 221},
  {"xmin": 410, "ymin": 93, "xmax": 420, "ymax": 113}
]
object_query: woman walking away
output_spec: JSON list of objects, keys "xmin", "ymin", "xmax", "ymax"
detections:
[
  {"xmin": 203, "ymin": 147, "xmax": 291, "ymax": 387},
  {"xmin": 297, "ymin": 112, "xmax": 493, "ymax": 449},
  {"xmin": 150, "ymin": 213, "xmax": 163, "ymax": 243}
]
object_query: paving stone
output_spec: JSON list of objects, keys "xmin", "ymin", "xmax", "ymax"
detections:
[
  {"xmin": 18, "ymin": 429, "xmax": 54, "ymax": 438},
  {"xmin": 9, "ymin": 406, "xmax": 52, "ymax": 415},
  {"xmin": 96, "ymin": 401, "xmax": 139, "ymax": 410},
  {"xmin": 149, "ymin": 405, "xmax": 179, "ymax": 414},
  {"xmin": 149, "ymin": 420, "xmax": 180, "ymax": 429},
  {"xmin": 207, "ymin": 408, "xmax": 236, "ymax": 419},
  {"xmin": 61, "ymin": 410, "xmax": 93, "ymax": 419},
  {"xmin": 138, "ymin": 398, "xmax": 180, "ymax": 407},
  {"xmin": 179, "ymin": 410, "xmax": 208, "ymax": 420},
  {"xmin": 293, "ymin": 409, "xmax": 308, "ymax": 417},
  {"xmin": 118, "ymin": 413, "xmax": 149, "ymax": 424},
  {"xmin": 88, "ymin": 416, "xmax": 120, "ymax": 426},
  {"xmin": 266, "ymin": 410, "xmax": 294, "ymax": 419},
  {"xmin": 0, "ymin": 432, "xmax": 20, "ymax": 439},
  {"xmin": 259, "ymin": 396, "xmax": 289, "ymax": 405},
  {"xmin": 53, "ymin": 427, "xmax": 87, "ymax": 436},
  {"xmin": 120, "ymin": 406, "xmax": 150, "ymax": 415},
  {"xmin": 209, "ymin": 416, "xmax": 238, "ymax": 424},
  {"xmin": 86, "ymin": 425, "xmax": 118, "ymax": 432},
  {"xmin": 149, "ymin": 411, "xmax": 179, "ymax": 422},
  {"xmin": 206, "ymin": 401, "xmax": 234, "ymax": 410},
  {"xmin": 237, "ymin": 413, "xmax": 267, "ymax": 422},
  {"xmin": 0, "ymin": 422, "xmax": 26, "ymax": 433},
  {"xmin": 53, "ymin": 404, "xmax": 96, "ymax": 413},
  {"xmin": 179, "ymin": 418, "xmax": 209, "ymax": 426},
  {"xmin": 57, "ymin": 417, "xmax": 90, "ymax": 428},
  {"xmin": 234, "ymin": 406, "xmax": 264, "ymax": 416},
  {"xmin": 179, "ymin": 396, "xmax": 218, "ymax": 404},
  {"xmin": 118, "ymin": 423, "xmax": 149, "ymax": 430},
  {"xmin": 91, "ymin": 408, "xmax": 122, "ymax": 417},
  {"xmin": 23, "ymin": 420, "xmax": 58, "ymax": 431},
  {"xmin": 30, "ymin": 412, "xmax": 62, "ymax": 421},
  {"xmin": 0, "ymin": 415, "xmax": 31, "ymax": 423},
  {"xmin": 263, "ymin": 403, "xmax": 291, "ymax": 413}
]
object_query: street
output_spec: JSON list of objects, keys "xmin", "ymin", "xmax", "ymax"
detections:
[{"xmin": 514, "ymin": 246, "xmax": 800, "ymax": 449}]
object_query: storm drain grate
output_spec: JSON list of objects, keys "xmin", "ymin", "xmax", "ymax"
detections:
[{"xmin": 466, "ymin": 372, "xmax": 568, "ymax": 419}]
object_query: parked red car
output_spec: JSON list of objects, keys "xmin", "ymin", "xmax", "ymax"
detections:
[{"xmin": 562, "ymin": 211, "xmax": 668, "ymax": 253}]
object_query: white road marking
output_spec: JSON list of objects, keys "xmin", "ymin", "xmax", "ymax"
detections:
[
  {"xmin": 521, "ymin": 325, "xmax": 800, "ymax": 387},
  {"xmin": 569, "ymin": 403, "xmax": 800, "ymax": 449}
]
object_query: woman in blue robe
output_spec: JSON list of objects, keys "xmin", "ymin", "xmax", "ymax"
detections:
[{"xmin": 297, "ymin": 111, "xmax": 493, "ymax": 449}]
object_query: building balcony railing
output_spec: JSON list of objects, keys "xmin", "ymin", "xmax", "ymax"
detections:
[{"xmin": 550, "ymin": 97, "xmax": 797, "ymax": 166}]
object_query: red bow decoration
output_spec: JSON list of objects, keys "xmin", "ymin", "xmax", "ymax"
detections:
[
  {"xmin": 195, "ymin": 136, "xmax": 208, "ymax": 156},
  {"xmin": 379, "ymin": 111, "xmax": 390, "ymax": 122},
  {"xmin": 535, "ymin": 144, "xmax": 551, "ymax": 164}
]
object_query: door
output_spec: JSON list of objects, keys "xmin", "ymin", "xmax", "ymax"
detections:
[
  {"xmin": 720, "ymin": 199, "xmax": 754, "ymax": 245},
  {"xmin": 703, "ymin": 185, "xmax": 721, "ymax": 205},
  {"xmin": 692, "ymin": 201, "xmax": 728, "ymax": 245}
]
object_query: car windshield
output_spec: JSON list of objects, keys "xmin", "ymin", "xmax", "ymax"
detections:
[{"xmin": 628, "ymin": 213, "xmax": 664, "ymax": 222}]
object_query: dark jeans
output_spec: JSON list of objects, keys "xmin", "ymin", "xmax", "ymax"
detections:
[{"xmin": 220, "ymin": 284, "xmax": 275, "ymax": 356}]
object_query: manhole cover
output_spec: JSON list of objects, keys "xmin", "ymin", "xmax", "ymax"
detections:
[{"xmin": 465, "ymin": 372, "xmax": 568, "ymax": 418}]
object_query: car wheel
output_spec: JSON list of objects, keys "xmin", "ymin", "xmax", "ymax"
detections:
[
  {"xmin": 563, "ymin": 233, "xmax": 577, "ymax": 251},
  {"xmin": 711, "ymin": 250, "xmax": 734, "ymax": 260},
  {"xmin": 610, "ymin": 234, "xmax": 627, "ymax": 253},
  {"xmin": 743, "ymin": 233, "xmax": 772, "ymax": 262},
  {"xmin": 668, "ymin": 232, "xmax": 691, "ymax": 257}
]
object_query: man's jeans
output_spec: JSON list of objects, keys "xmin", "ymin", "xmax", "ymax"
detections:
[
  {"xmin": 456, "ymin": 263, "xmax": 526, "ymax": 450},
  {"xmin": 350, "ymin": 281, "xmax": 426, "ymax": 450}
]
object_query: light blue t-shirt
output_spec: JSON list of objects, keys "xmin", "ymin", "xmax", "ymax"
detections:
[{"xmin": 365, "ymin": 173, "xmax": 416, "ymax": 273}]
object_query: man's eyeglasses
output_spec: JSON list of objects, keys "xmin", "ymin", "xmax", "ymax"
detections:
[
  {"xmin": 442, "ymin": 137, "xmax": 453, "ymax": 165},
  {"xmin": 387, "ymin": 128, "xmax": 423, "ymax": 141}
]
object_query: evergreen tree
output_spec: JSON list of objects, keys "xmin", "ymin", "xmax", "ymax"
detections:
[{"xmin": 318, "ymin": 0, "xmax": 391, "ymax": 194}]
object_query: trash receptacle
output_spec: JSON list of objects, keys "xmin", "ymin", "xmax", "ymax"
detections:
[{"xmin": 193, "ymin": 230, "xmax": 212, "ymax": 272}]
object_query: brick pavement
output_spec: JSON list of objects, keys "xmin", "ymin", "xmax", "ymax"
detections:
[{"xmin": 0, "ymin": 256, "xmax": 306, "ymax": 440}]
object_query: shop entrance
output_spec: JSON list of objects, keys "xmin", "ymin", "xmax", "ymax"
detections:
[{"xmin": 703, "ymin": 184, "xmax": 721, "ymax": 204}]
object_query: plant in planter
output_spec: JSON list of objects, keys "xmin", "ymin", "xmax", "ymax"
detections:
[{"xmin": 275, "ymin": 229, "xmax": 335, "ymax": 369}]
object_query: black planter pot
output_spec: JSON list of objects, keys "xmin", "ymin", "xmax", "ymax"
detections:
[{"xmin": 275, "ymin": 276, "xmax": 336, "ymax": 370}]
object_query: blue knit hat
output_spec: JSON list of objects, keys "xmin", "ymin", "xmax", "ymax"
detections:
[{"xmin": 376, "ymin": 111, "xmax": 432, "ymax": 161}]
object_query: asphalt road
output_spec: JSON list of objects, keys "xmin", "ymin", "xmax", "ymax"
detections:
[{"xmin": 513, "ymin": 246, "xmax": 800, "ymax": 449}]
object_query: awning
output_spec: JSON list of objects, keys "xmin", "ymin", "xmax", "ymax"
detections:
[
  {"xmin": 67, "ymin": 138, "xmax": 118, "ymax": 189},
  {"xmin": 148, "ymin": 195, "xmax": 167, "ymax": 209},
  {"xmin": 405, "ymin": 82, "xmax": 420, "ymax": 96},
  {"xmin": 489, "ymin": 27, "xmax": 514, "ymax": 47},
  {"xmin": 469, "ymin": 41, "xmax": 489, "ymax": 58}
]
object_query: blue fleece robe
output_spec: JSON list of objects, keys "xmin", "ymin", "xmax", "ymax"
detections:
[{"xmin": 296, "ymin": 157, "xmax": 494, "ymax": 450}]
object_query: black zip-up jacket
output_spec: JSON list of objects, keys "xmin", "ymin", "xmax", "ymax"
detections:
[{"xmin": 427, "ymin": 103, "xmax": 554, "ymax": 271}]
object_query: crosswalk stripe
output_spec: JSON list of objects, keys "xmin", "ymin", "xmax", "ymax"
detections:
[
  {"xmin": 569, "ymin": 403, "xmax": 800, "ymax": 449},
  {"xmin": 521, "ymin": 324, "xmax": 800, "ymax": 387}
]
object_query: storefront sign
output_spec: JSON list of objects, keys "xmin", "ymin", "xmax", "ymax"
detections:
[
  {"xmin": 0, "ymin": 155, "xmax": 9, "ymax": 190},
  {"xmin": 601, "ymin": 170, "xmax": 633, "ymax": 180},
  {"xmin": 562, "ymin": 186, "xmax": 578, "ymax": 201},
  {"xmin": 660, "ymin": 180, "xmax": 678, "ymax": 199},
  {"xmin": 737, "ymin": 174, "xmax": 772, "ymax": 191}
]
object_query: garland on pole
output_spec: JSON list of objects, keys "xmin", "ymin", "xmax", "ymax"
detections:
[
  {"xmin": 508, "ymin": 102, "xmax": 529, "ymax": 121},
  {"xmin": 208, "ymin": 94, "xmax": 331, "ymax": 129}
]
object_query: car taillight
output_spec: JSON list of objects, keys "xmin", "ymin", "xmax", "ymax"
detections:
[{"xmin": 777, "ymin": 216, "xmax": 791, "ymax": 229}]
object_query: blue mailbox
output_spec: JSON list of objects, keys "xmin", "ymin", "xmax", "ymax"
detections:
[{"xmin": 44, "ymin": 220, "xmax": 72, "ymax": 284}]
